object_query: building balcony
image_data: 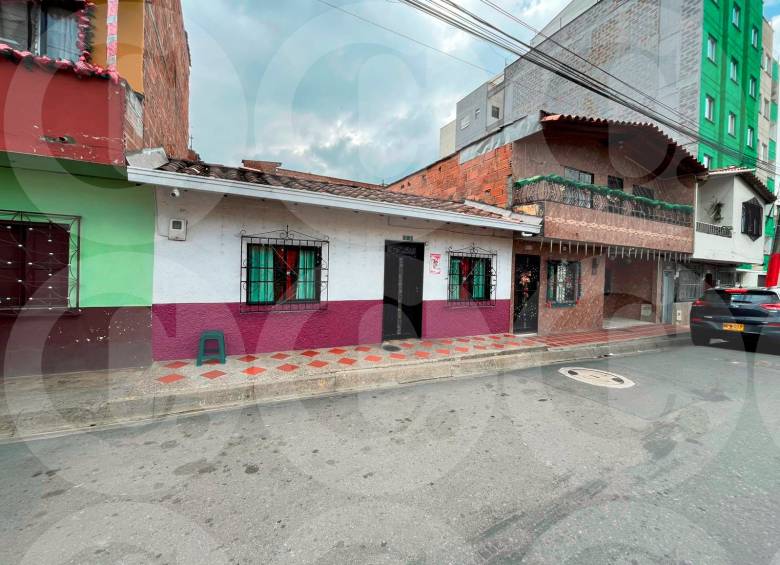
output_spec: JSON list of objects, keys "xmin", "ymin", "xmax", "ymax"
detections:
[{"xmin": 513, "ymin": 175, "xmax": 695, "ymax": 253}]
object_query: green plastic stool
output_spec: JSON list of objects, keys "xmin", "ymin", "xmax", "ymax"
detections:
[{"xmin": 197, "ymin": 330, "xmax": 226, "ymax": 366}]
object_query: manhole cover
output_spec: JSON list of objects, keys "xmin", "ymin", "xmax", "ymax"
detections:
[
  {"xmin": 558, "ymin": 367, "xmax": 635, "ymax": 389},
  {"xmin": 382, "ymin": 344, "xmax": 402, "ymax": 352}
]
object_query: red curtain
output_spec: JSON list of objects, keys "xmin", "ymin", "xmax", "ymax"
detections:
[
  {"xmin": 282, "ymin": 247, "xmax": 299, "ymax": 301},
  {"xmin": 459, "ymin": 257, "xmax": 472, "ymax": 300}
]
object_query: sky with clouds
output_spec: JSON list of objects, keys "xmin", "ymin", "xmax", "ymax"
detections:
[{"xmin": 184, "ymin": 0, "xmax": 780, "ymax": 185}]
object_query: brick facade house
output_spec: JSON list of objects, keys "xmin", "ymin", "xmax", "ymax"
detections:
[{"xmin": 390, "ymin": 112, "xmax": 706, "ymax": 336}]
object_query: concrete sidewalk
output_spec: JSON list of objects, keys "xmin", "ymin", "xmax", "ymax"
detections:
[{"xmin": 0, "ymin": 324, "xmax": 689, "ymax": 440}]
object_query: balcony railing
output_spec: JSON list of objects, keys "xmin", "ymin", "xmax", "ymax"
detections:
[
  {"xmin": 513, "ymin": 176, "xmax": 694, "ymax": 227},
  {"xmin": 696, "ymin": 222, "xmax": 733, "ymax": 238}
]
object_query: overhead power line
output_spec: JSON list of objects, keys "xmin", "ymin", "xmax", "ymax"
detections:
[
  {"xmin": 398, "ymin": 0, "xmax": 778, "ymax": 177},
  {"xmin": 311, "ymin": 0, "xmax": 573, "ymax": 118}
]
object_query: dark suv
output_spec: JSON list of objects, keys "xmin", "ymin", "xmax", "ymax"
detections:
[{"xmin": 690, "ymin": 287, "xmax": 780, "ymax": 347}]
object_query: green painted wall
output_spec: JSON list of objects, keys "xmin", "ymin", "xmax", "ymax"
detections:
[
  {"xmin": 0, "ymin": 161, "xmax": 154, "ymax": 307},
  {"xmin": 699, "ymin": 0, "xmax": 762, "ymax": 169}
]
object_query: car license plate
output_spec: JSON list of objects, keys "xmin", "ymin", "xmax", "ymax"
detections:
[{"xmin": 723, "ymin": 323, "xmax": 745, "ymax": 332}]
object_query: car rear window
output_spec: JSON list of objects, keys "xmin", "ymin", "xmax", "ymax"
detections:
[{"xmin": 703, "ymin": 290, "xmax": 780, "ymax": 305}]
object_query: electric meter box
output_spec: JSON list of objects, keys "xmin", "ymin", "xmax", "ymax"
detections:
[{"xmin": 168, "ymin": 218, "xmax": 187, "ymax": 241}]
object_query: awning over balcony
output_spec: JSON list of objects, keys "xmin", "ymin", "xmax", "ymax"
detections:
[{"xmin": 539, "ymin": 113, "xmax": 707, "ymax": 179}]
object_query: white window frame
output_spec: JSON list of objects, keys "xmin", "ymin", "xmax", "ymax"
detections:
[
  {"xmin": 728, "ymin": 112, "xmax": 736, "ymax": 136},
  {"xmin": 707, "ymin": 35, "xmax": 717, "ymax": 62},
  {"xmin": 705, "ymin": 95, "xmax": 715, "ymax": 121},
  {"xmin": 730, "ymin": 58, "xmax": 739, "ymax": 82},
  {"xmin": 732, "ymin": 4, "xmax": 740, "ymax": 28},
  {"xmin": 747, "ymin": 126, "xmax": 755, "ymax": 149}
]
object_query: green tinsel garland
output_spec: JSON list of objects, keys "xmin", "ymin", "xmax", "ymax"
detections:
[{"xmin": 514, "ymin": 174, "xmax": 694, "ymax": 213}]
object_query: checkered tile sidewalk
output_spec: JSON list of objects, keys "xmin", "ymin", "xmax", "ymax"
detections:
[{"xmin": 144, "ymin": 324, "xmax": 686, "ymax": 394}]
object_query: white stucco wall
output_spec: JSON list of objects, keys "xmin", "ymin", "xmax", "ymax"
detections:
[
  {"xmin": 153, "ymin": 188, "xmax": 515, "ymax": 305},
  {"xmin": 694, "ymin": 176, "xmax": 767, "ymax": 265}
]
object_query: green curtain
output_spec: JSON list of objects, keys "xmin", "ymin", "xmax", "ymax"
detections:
[
  {"xmin": 473, "ymin": 259, "xmax": 487, "ymax": 300},
  {"xmin": 449, "ymin": 258, "xmax": 461, "ymax": 300},
  {"xmin": 296, "ymin": 249, "xmax": 317, "ymax": 300},
  {"xmin": 249, "ymin": 245, "xmax": 274, "ymax": 303}
]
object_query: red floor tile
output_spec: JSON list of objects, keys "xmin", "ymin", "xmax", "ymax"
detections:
[
  {"xmin": 456, "ymin": 338, "xmax": 470, "ymax": 343},
  {"xmin": 243, "ymin": 366, "xmax": 266, "ymax": 376},
  {"xmin": 474, "ymin": 345, "xmax": 487, "ymax": 350},
  {"xmin": 329, "ymin": 348, "xmax": 347, "ymax": 355},
  {"xmin": 204, "ymin": 359, "xmax": 222, "ymax": 365},
  {"xmin": 365, "ymin": 355, "xmax": 382, "ymax": 362},
  {"xmin": 400, "ymin": 343, "xmax": 414, "ymax": 349},
  {"xmin": 159, "ymin": 373, "xmax": 185, "ymax": 384},
  {"xmin": 421, "ymin": 341, "xmax": 435, "ymax": 348},
  {"xmin": 454, "ymin": 346, "xmax": 469, "ymax": 353},
  {"xmin": 436, "ymin": 348, "xmax": 451, "ymax": 355},
  {"xmin": 301, "ymin": 350, "xmax": 320, "ymax": 357},
  {"xmin": 308, "ymin": 360, "xmax": 328, "ymax": 368},
  {"xmin": 415, "ymin": 351, "xmax": 431, "ymax": 358},
  {"xmin": 505, "ymin": 341, "xmax": 522, "ymax": 347},
  {"xmin": 355, "ymin": 346, "xmax": 372, "ymax": 352},
  {"xmin": 390, "ymin": 353, "xmax": 406, "ymax": 360},
  {"xmin": 492, "ymin": 344, "xmax": 505, "ymax": 349},
  {"xmin": 439, "ymin": 339, "xmax": 454, "ymax": 345},
  {"xmin": 202, "ymin": 370, "xmax": 226, "ymax": 380},
  {"xmin": 271, "ymin": 353, "xmax": 289, "ymax": 360},
  {"xmin": 238, "ymin": 355, "xmax": 258, "ymax": 363},
  {"xmin": 165, "ymin": 361, "xmax": 188, "ymax": 370},
  {"xmin": 338, "ymin": 357, "xmax": 357, "ymax": 365},
  {"xmin": 472, "ymin": 337, "xmax": 486, "ymax": 341},
  {"xmin": 277, "ymin": 364, "xmax": 299, "ymax": 372},
  {"xmin": 489, "ymin": 335, "xmax": 502, "ymax": 340}
]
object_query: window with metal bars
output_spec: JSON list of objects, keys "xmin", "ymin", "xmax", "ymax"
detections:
[
  {"xmin": 676, "ymin": 267, "xmax": 703, "ymax": 302},
  {"xmin": 241, "ymin": 228, "xmax": 328, "ymax": 313},
  {"xmin": 0, "ymin": 210, "xmax": 80, "ymax": 311},
  {"xmin": 447, "ymin": 246, "xmax": 496, "ymax": 306},
  {"xmin": 546, "ymin": 260, "xmax": 581, "ymax": 307},
  {"xmin": 741, "ymin": 198, "xmax": 763, "ymax": 241}
]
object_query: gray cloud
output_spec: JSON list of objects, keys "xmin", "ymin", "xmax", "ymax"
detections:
[{"xmin": 184, "ymin": 0, "xmax": 570, "ymax": 182}]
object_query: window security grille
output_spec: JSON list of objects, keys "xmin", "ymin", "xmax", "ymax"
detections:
[
  {"xmin": 0, "ymin": 210, "xmax": 81, "ymax": 312},
  {"xmin": 546, "ymin": 260, "xmax": 581, "ymax": 307},
  {"xmin": 447, "ymin": 245, "xmax": 497, "ymax": 307},
  {"xmin": 240, "ymin": 227, "xmax": 328, "ymax": 313}
]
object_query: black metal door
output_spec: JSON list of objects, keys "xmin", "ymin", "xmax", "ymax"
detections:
[
  {"xmin": 514, "ymin": 254, "xmax": 540, "ymax": 333},
  {"xmin": 383, "ymin": 242, "xmax": 424, "ymax": 340}
]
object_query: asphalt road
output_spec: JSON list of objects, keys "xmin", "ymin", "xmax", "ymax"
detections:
[{"xmin": 2, "ymin": 341, "xmax": 780, "ymax": 564}]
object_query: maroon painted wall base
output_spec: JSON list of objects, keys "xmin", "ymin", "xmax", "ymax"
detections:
[
  {"xmin": 0, "ymin": 307, "xmax": 152, "ymax": 377},
  {"xmin": 153, "ymin": 300, "xmax": 512, "ymax": 361},
  {"xmin": 422, "ymin": 300, "xmax": 511, "ymax": 339}
]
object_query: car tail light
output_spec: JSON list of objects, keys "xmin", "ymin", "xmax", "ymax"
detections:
[
  {"xmin": 760, "ymin": 303, "xmax": 780, "ymax": 312},
  {"xmin": 691, "ymin": 317, "xmax": 704, "ymax": 323},
  {"xmin": 692, "ymin": 299, "xmax": 706, "ymax": 307},
  {"xmin": 725, "ymin": 288, "xmax": 749, "ymax": 294}
]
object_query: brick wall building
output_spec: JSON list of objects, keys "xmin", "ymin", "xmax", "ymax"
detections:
[
  {"xmin": 392, "ymin": 113, "xmax": 704, "ymax": 335},
  {"xmin": 142, "ymin": 0, "xmax": 191, "ymax": 160},
  {"xmin": 390, "ymin": 145, "xmax": 513, "ymax": 206}
]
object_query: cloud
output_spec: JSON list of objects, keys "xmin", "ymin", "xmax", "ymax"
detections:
[{"xmin": 183, "ymin": 0, "xmax": 569, "ymax": 181}]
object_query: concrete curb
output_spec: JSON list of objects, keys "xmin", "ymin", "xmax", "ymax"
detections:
[{"xmin": 1, "ymin": 333, "xmax": 690, "ymax": 441}]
